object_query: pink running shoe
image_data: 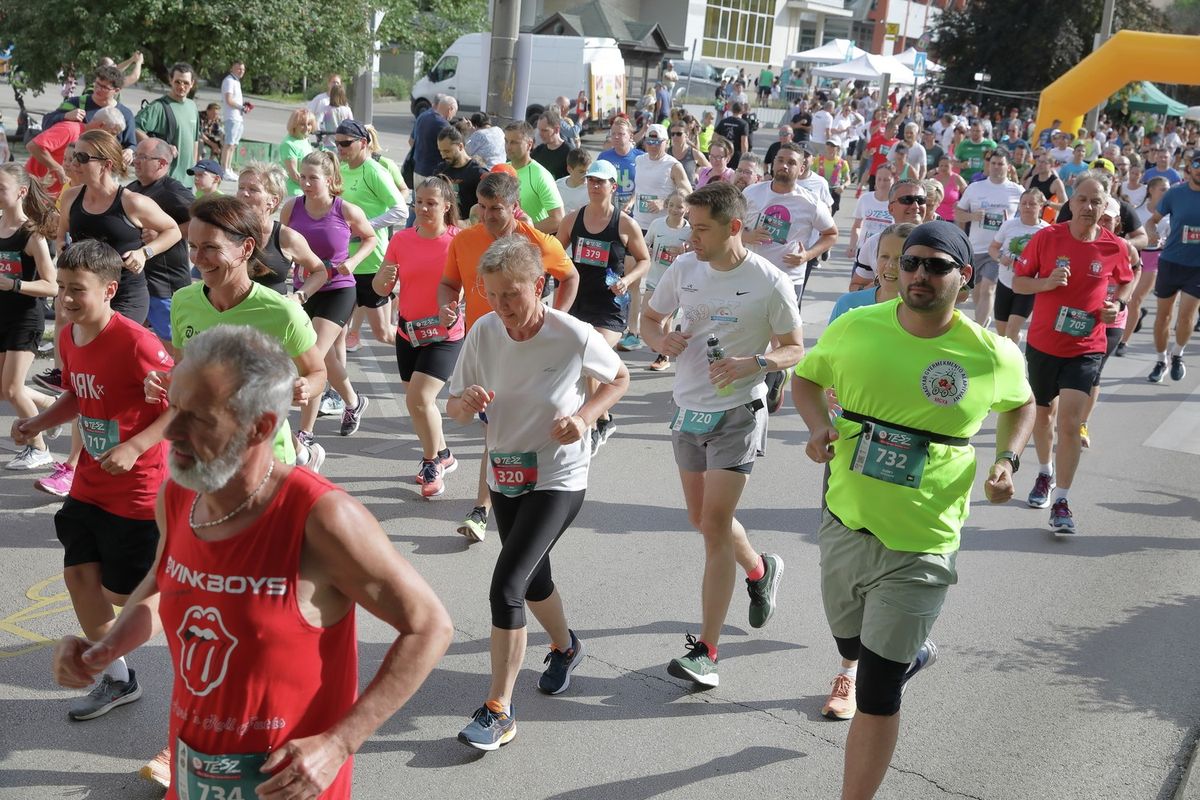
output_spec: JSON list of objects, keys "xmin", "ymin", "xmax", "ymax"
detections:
[{"xmin": 35, "ymin": 462, "xmax": 74, "ymax": 497}]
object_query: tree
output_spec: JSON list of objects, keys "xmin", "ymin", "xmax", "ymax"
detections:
[
  {"xmin": 930, "ymin": 0, "xmax": 1168, "ymax": 98},
  {"xmin": 376, "ymin": 0, "xmax": 487, "ymax": 70},
  {"xmin": 0, "ymin": 0, "xmax": 374, "ymax": 94}
]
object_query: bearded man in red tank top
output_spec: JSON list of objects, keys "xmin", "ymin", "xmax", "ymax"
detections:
[{"xmin": 51, "ymin": 325, "xmax": 453, "ymax": 798}]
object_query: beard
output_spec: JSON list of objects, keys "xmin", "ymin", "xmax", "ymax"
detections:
[
  {"xmin": 169, "ymin": 428, "xmax": 251, "ymax": 494},
  {"xmin": 901, "ymin": 278, "xmax": 960, "ymax": 312}
]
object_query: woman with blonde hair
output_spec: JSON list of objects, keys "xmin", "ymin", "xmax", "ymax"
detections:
[
  {"xmin": 280, "ymin": 107, "xmax": 315, "ymax": 195},
  {"xmin": 236, "ymin": 161, "xmax": 327, "ymax": 297}
]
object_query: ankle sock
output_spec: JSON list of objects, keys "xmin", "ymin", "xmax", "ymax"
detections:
[
  {"xmin": 485, "ymin": 699, "xmax": 509, "ymax": 716},
  {"xmin": 438, "ymin": 448, "xmax": 451, "ymax": 459},
  {"xmin": 1039, "ymin": 464, "xmax": 1052, "ymax": 477},
  {"xmin": 838, "ymin": 663, "xmax": 858, "ymax": 680},
  {"xmin": 104, "ymin": 656, "xmax": 129, "ymax": 683},
  {"xmin": 1053, "ymin": 488, "xmax": 1069, "ymax": 503},
  {"xmin": 1172, "ymin": 344, "xmax": 1185, "ymax": 357},
  {"xmin": 700, "ymin": 640, "xmax": 718, "ymax": 661},
  {"xmin": 1159, "ymin": 351, "xmax": 1169, "ymax": 362},
  {"xmin": 746, "ymin": 555, "xmax": 766, "ymax": 582}
]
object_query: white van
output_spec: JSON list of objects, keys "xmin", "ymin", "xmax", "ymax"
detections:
[{"xmin": 411, "ymin": 34, "xmax": 626, "ymax": 124}]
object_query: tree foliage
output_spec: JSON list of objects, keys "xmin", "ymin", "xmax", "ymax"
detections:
[
  {"xmin": 0, "ymin": 0, "xmax": 374, "ymax": 93},
  {"xmin": 377, "ymin": 0, "xmax": 488, "ymax": 69},
  {"xmin": 929, "ymin": 0, "xmax": 1168, "ymax": 95}
]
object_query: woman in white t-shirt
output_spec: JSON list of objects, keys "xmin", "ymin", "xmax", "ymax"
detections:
[
  {"xmin": 643, "ymin": 190, "xmax": 691, "ymax": 371},
  {"xmin": 1119, "ymin": 157, "xmax": 1148, "ymax": 208},
  {"xmin": 988, "ymin": 188, "xmax": 1049, "ymax": 343},
  {"xmin": 1120, "ymin": 175, "xmax": 1172, "ymax": 352},
  {"xmin": 447, "ymin": 235, "xmax": 629, "ymax": 751}
]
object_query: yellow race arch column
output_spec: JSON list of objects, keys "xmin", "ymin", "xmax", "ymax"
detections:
[{"xmin": 1034, "ymin": 30, "xmax": 1200, "ymax": 137}]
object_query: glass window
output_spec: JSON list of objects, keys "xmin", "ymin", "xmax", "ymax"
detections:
[
  {"xmin": 430, "ymin": 55, "xmax": 458, "ymax": 82},
  {"xmin": 703, "ymin": 0, "xmax": 775, "ymax": 67}
]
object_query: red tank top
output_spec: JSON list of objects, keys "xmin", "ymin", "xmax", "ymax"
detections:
[{"xmin": 158, "ymin": 468, "xmax": 357, "ymax": 799}]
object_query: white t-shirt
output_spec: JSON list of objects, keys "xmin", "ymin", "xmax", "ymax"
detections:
[
  {"xmin": 905, "ymin": 142, "xmax": 926, "ymax": 171},
  {"xmin": 307, "ymin": 92, "xmax": 331, "ymax": 123},
  {"xmin": 956, "ymin": 178, "xmax": 1024, "ymax": 253},
  {"xmin": 555, "ymin": 176, "xmax": 589, "ymax": 216},
  {"xmin": 644, "ymin": 216, "xmax": 691, "ymax": 289},
  {"xmin": 796, "ymin": 173, "xmax": 834, "ymax": 208},
  {"xmin": 852, "ymin": 192, "xmax": 893, "ymax": 260},
  {"xmin": 648, "ymin": 251, "xmax": 802, "ymax": 412},
  {"xmin": 1048, "ymin": 146, "xmax": 1073, "ymax": 167},
  {"xmin": 632, "ymin": 153, "xmax": 681, "ymax": 229},
  {"xmin": 811, "ymin": 110, "xmax": 834, "ymax": 144},
  {"xmin": 992, "ymin": 217, "xmax": 1048, "ymax": 287},
  {"xmin": 743, "ymin": 182, "xmax": 835, "ymax": 286},
  {"xmin": 448, "ymin": 308, "xmax": 622, "ymax": 493},
  {"xmin": 221, "ymin": 74, "xmax": 243, "ymax": 122},
  {"xmin": 1120, "ymin": 180, "xmax": 1148, "ymax": 208}
]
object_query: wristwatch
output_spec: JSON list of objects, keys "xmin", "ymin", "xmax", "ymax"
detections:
[
  {"xmin": 754, "ymin": 354, "xmax": 769, "ymax": 371},
  {"xmin": 1116, "ymin": 299, "xmax": 1128, "ymax": 312},
  {"xmin": 995, "ymin": 450, "xmax": 1020, "ymax": 473},
  {"xmin": 143, "ymin": 245, "xmax": 154, "ymax": 260},
  {"xmin": 295, "ymin": 290, "xmax": 309, "ymax": 304}
]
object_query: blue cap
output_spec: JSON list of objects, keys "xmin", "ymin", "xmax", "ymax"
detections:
[{"xmin": 187, "ymin": 159, "xmax": 222, "ymax": 177}]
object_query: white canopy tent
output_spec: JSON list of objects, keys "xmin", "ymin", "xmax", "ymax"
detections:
[
  {"xmin": 785, "ymin": 39, "xmax": 866, "ymax": 66},
  {"xmin": 811, "ymin": 53, "xmax": 917, "ymax": 86},
  {"xmin": 895, "ymin": 47, "xmax": 944, "ymax": 74},
  {"xmin": 1185, "ymin": 106, "xmax": 1200, "ymax": 122}
]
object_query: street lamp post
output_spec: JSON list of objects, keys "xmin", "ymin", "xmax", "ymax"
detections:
[{"xmin": 974, "ymin": 71, "xmax": 991, "ymax": 108}]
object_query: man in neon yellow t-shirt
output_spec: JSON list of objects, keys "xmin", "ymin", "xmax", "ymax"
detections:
[{"xmin": 792, "ymin": 220, "xmax": 1033, "ymax": 800}]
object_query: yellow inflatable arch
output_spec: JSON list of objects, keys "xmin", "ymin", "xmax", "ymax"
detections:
[{"xmin": 1034, "ymin": 30, "xmax": 1200, "ymax": 138}]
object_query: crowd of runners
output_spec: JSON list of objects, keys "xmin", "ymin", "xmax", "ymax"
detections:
[{"xmin": 2, "ymin": 56, "xmax": 1198, "ymax": 800}]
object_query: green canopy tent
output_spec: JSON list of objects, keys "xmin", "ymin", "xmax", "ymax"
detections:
[{"xmin": 1121, "ymin": 81, "xmax": 1189, "ymax": 116}]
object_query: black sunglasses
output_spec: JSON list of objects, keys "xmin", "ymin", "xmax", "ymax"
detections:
[
  {"xmin": 899, "ymin": 255, "xmax": 961, "ymax": 275},
  {"xmin": 895, "ymin": 194, "xmax": 928, "ymax": 206},
  {"xmin": 334, "ymin": 139, "xmax": 359, "ymax": 148},
  {"xmin": 1191, "ymin": 158, "xmax": 1200, "ymax": 168},
  {"xmin": 72, "ymin": 152, "xmax": 107, "ymax": 164},
  {"xmin": 670, "ymin": 131, "xmax": 685, "ymax": 136}
]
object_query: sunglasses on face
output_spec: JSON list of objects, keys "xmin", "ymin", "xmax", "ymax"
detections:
[
  {"xmin": 334, "ymin": 139, "xmax": 359, "ymax": 148},
  {"xmin": 671, "ymin": 131, "xmax": 685, "ymax": 136},
  {"xmin": 72, "ymin": 152, "xmax": 106, "ymax": 164},
  {"xmin": 1191, "ymin": 158, "xmax": 1200, "ymax": 169},
  {"xmin": 899, "ymin": 255, "xmax": 961, "ymax": 275},
  {"xmin": 894, "ymin": 194, "xmax": 927, "ymax": 206}
]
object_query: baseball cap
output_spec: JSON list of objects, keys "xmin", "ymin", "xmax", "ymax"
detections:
[
  {"xmin": 646, "ymin": 124, "xmax": 668, "ymax": 143},
  {"xmin": 1102, "ymin": 196, "xmax": 1120, "ymax": 218},
  {"xmin": 1090, "ymin": 157, "xmax": 1116, "ymax": 175},
  {"xmin": 585, "ymin": 160, "xmax": 619, "ymax": 182},
  {"xmin": 335, "ymin": 119, "xmax": 370, "ymax": 140},
  {"xmin": 794, "ymin": 140, "xmax": 816, "ymax": 156},
  {"xmin": 490, "ymin": 163, "xmax": 518, "ymax": 178},
  {"xmin": 187, "ymin": 159, "xmax": 222, "ymax": 177}
]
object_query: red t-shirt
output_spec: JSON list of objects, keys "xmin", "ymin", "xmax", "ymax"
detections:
[
  {"xmin": 867, "ymin": 134, "xmax": 899, "ymax": 177},
  {"xmin": 1015, "ymin": 223, "xmax": 1134, "ymax": 357},
  {"xmin": 383, "ymin": 226, "xmax": 465, "ymax": 344},
  {"xmin": 25, "ymin": 120, "xmax": 83, "ymax": 197},
  {"xmin": 158, "ymin": 469, "xmax": 356, "ymax": 800},
  {"xmin": 59, "ymin": 313, "xmax": 173, "ymax": 519}
]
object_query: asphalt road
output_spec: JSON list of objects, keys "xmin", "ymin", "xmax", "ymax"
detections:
[{"xmin": 1, "ymin": 78, "xmax": 1198, "ymax": 800}]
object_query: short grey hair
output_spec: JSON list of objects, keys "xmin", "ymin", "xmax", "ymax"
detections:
[
  {"xmin": 182, "ymin": 325, "xmax": 295, "ymax": 435},
  {"xmin": 238, "ymin": 161, "xmax": 288, "ymax": 205},
  {"xmin": 477, "ymin": 172, "xmax": 520, "ymax": 205},
  {"xmin": 478, "ymin": 235, "xmax": 543, "ymax": 285},
  {"xmin": 92, "ymin": 106, "xmax": 126, "ymax": 134}
]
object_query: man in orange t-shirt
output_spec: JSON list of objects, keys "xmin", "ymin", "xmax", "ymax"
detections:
[{"xmin": 438, "ymin": 171, "xmax": 579, "ymax": 543}]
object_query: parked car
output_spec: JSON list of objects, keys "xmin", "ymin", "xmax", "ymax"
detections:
[{"xmin": 668, "ymin": 58, "xmax": 723, "ymax": 100}]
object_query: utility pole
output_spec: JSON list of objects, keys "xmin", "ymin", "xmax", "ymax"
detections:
[
  {"xmin": 486, "ymin": 0, "xmax": 521, "ymax": 124},
  {"xmin": 1085, "ymin": 0, "xmax": 1116, "ymax": 132}
]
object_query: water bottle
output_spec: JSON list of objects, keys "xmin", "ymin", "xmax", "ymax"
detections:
[
  {"xmin": 707, "ymin": 335, "xmax": 734, "ymax": 396},
  {"xmin": 606, "ymin": 269, "xmax": 630, "ymax": 309}
]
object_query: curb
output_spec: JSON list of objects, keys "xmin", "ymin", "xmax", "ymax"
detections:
[{"xmin": 1172, "ymin": 725, "xmax": 1200, "ymax": 800}]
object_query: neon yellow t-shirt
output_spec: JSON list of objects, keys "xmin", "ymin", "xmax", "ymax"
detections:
[
  {"xmin": 794, "ymin": 299, "xmax": 1031, "ymax": 553},
  {"xmin": 171, "ymin": 282, "xmax": 318, "ymax": 464}
]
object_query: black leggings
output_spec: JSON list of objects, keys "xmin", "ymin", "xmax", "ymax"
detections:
[
  {"xmin": 833, "ymin": 635, "xmax": 911, "ymax": 716},
  {"xmin": 488, "ymin": 488, "xmax": 585, "ymax": 630}
]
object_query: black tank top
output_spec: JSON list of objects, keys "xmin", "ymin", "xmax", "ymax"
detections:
[
  {"xmin": 0, "ymin": 226, "xmax": 44, "ymax": 325},
  {"xmin": 568, "ymin": 204, "xmax": 627, "ymax": 318},
  {"xmin": 253, "ymin": 221, "xmax": 292, "ymax": 294},
  {"xmin": 1028, "ymin": 172, "xmax": 1056, "ymax": 199},
  {"xmin": 68, "ymin": 186, "xmax": 148, "ymax": 313}
]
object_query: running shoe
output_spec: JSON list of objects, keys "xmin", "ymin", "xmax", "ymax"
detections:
[
  {"xmin": 1148, "ymin": 361, "xmax": 1167, "ymax": 383},
  {"xmin": 340, "ymin": 394, "xmax": 369, "ymax": 436},
  {"xmin": 295, "ymin": 432, "xmax": 326, "ymax": 473},
  {"xmin": 35, "ymin": 462, "xmax": 74, "ymax": 497},
  {"xmin": 138, "ymin": 747, "xmax": 171, "ymax": 788},
  {"xmin": 1170, "ymin": 355, "xmax": 1186, "ymax": 381},
  {"xmin": 822, "ymin": 673, "xmax": 856, "ymax": 720},
  {"xmin": 6, "ymin": 446, "xmax": 53, "ymax": 471},
  {"xmin": 68, "ymin": 670, "xmax": 142, "ymax": 720},
  {"xmin": 458, "ymin": 704, "xmax": 516, "ymax": 751},
  {"xmin": 45, "ymin": 424, "xmax": 63, "ymax": 441},
  {"xmin": 538, "ymin": 630, "xmax": 584, "ymax": 695},
  {"xmin": 591, "ymin": 415, "xmax": 615, "ymax": 455},
  {"xmin": 1114, "ymin": 341, "xmax": 1127, "ymax": 357},
  {"xmin": 222, "ymin": 169, "xmax": 238, "ymax": 181},
  {"xmin": 765, "ymin": 371, "xmax": 786, "ymax": 414},
  {"xmin": 1079, "ymin": 422, "xmax": 1090, "ymax": 449},
  {"xmin": 418, "ymin": 460, "xmax": 445, "ymax": 498},
  {"xmin": 33, "ymin": 367, "xmax": 64, "ymax": 393},
  {"xmin": 648, "ymin": 354, "xmax": 670, "ymax": 371},
  {"xmin": 1049, "ymin": 498, "xmax": 1075, "ymax": 534},
  {"xmin": 900, "ymin": 639, "xmax": 938, "ymax": 695},
  {"xmin": 1027, "ymin": 472, "xmax": 1054, "ymax": 509},
  {"xmin": 616, "ymin": 332, "xmax": 644, "ymax": 351},
  {"xmin": 318, "ymin": 387, "xmax": 345, "ymax": 417},
  {"xmin": 457, "ymin": 506, "xmax": 488, "ymax": 543},
  {"xmin": 416, "ymin": 451, "xmax": 458, "ymax": 484},
  {"xmin": 667, "ymin": 633, "xmax": 719, "ymax": 688},
  {"xmin": 345, "ymin": 331, "xmax": 363, "ymax": 352},
  {"xmin": 746, "ymin": 553, "xmax": 784, "ymax": 629}
]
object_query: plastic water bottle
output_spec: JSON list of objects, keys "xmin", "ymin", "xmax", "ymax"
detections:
[
  {"xmin": 606, "ymin": 269, "xmax": 630, "ymax": 309},
  {"xmin": 707, "ymin": 335, "xmax": 734, "ymax": 396}
]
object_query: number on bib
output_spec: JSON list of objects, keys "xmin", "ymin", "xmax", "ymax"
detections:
[{"xmin": 490, "ymin": 451, "xmax": 538, "ymax": 496}]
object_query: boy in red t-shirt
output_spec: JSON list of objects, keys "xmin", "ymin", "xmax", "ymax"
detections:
[
  {"xmin": 12, "ymin": 240, "xmax": 173, "ymax": 720},
  {"xmin": 863, "ymin": 120, "xmax": 900, "ymax": 191}
]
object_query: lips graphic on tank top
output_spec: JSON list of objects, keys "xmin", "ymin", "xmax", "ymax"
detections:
[{"xmin": 177, "ymin": 606, "xmax": 239, "ymax": 697}]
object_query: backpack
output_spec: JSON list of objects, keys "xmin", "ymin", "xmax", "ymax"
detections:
[{"xmin": 137, "ymin": 96, "xmax": 178, "ymax": 144}]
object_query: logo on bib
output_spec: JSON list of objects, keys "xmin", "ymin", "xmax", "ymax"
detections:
[
  {"xmin": 921, "ymin": 360, "xmax": 969, "ymax": 406},
  {"xmin": 177, "ymin": 606, "xmax": 238, "ymax": 697}
]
